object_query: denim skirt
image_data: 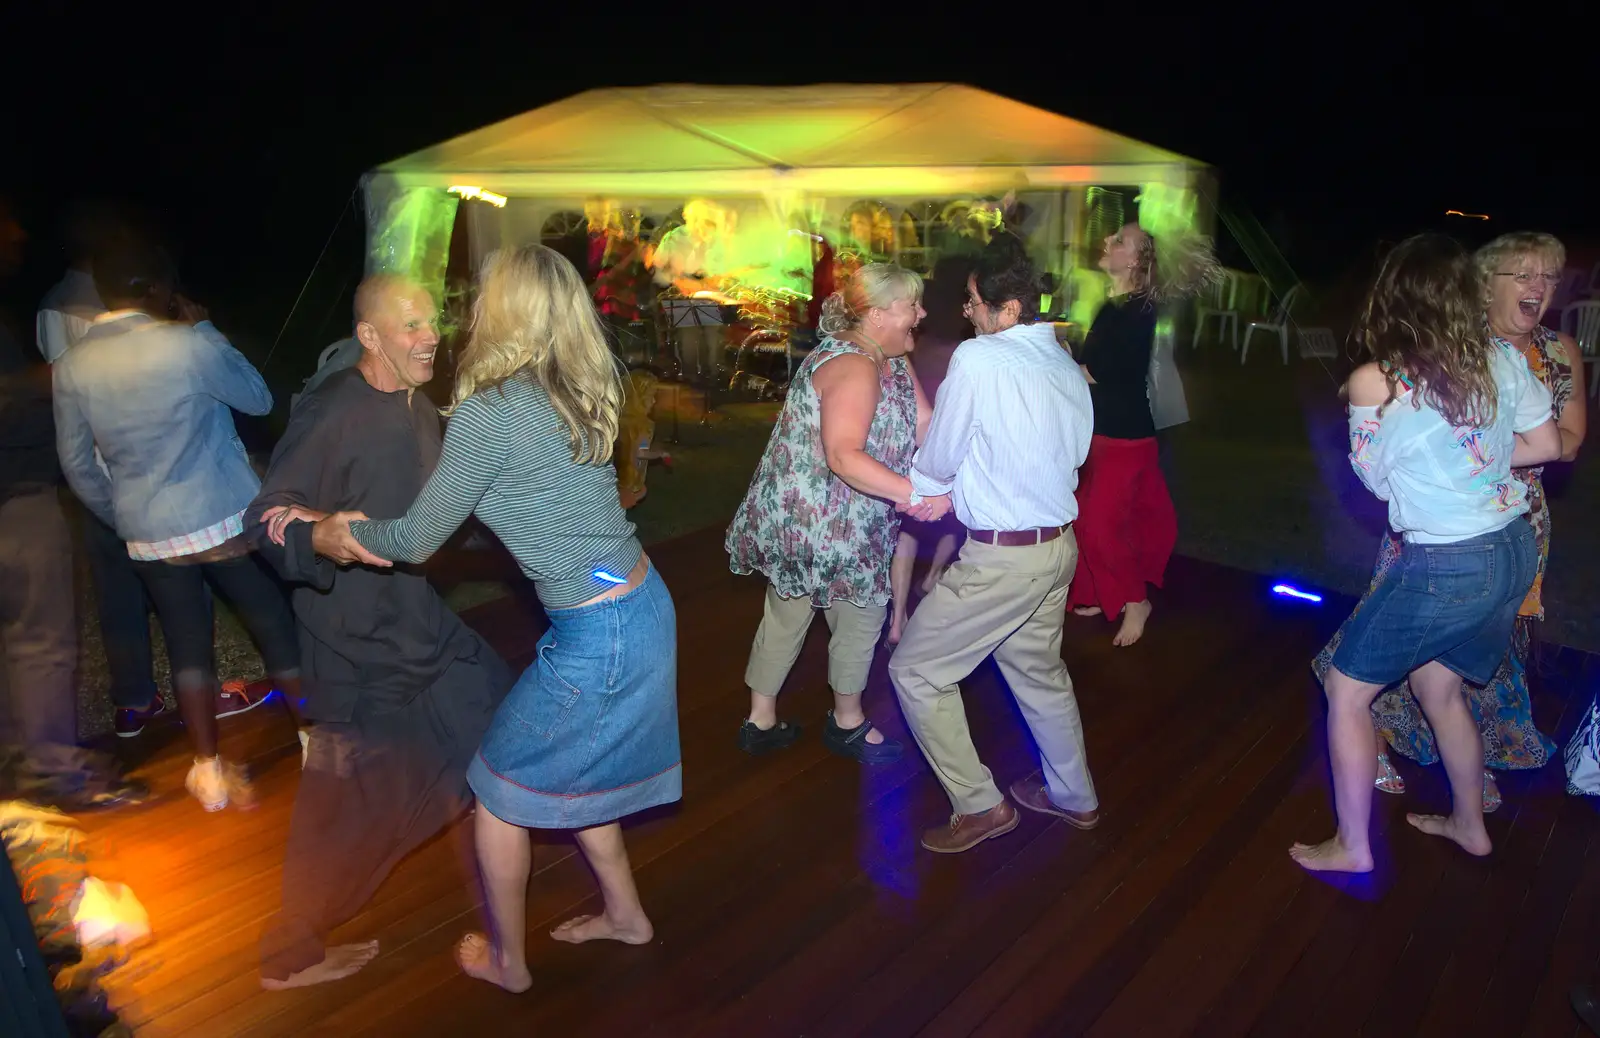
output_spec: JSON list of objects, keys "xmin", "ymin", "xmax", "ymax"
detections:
[
  {"xmin": 1331, "ymin": 521, "xmax": 1537, "ymax": 688},
  {"xmin": 468, "ymin": 562, "xmax": 681, "ymax": 829}
]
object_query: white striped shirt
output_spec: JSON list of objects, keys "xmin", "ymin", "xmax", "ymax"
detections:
[
  {"xmin": 350, "ymin": 374, "xmax": 641, "ymax": 609},
  {"xmin": 909, "ymin": 322, "xmax": 1093, "ymax": 531}
]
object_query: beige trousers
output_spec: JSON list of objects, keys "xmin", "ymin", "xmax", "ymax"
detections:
[
  {"xmin": 889, "ymin": 530, "xmax": 1097, "ymax": 816},
  {"xmin": 745, "ymin": 585, "xmax": 886, "ymax": 698}
]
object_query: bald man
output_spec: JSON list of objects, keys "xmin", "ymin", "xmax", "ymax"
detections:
[{"xmin": 247, "ymin": 275, "xmax": 511, "ymax": 989}]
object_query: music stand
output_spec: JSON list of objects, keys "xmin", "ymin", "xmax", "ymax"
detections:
[{"xmin": 661, "ymin": 297, "xmax": 729, "ymax": 431}]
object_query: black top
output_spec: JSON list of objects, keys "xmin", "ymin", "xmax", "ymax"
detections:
[
  {"xmin": 1079, "ymin": 293, "xmax": 1158, "ymax": 440},
  {"xmin": 246, "ymin": 367, "xmax": 485, "ymax": 723}
]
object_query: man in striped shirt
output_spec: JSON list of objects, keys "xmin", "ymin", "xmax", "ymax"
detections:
[{"xmin": 889, "ymin": 232, "xmax": 1100, "ymax": 854}]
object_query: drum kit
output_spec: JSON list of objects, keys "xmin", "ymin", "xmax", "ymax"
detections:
[{"xmin": 655, "ymin": 280, "xmax": 814, "ymax": 406}]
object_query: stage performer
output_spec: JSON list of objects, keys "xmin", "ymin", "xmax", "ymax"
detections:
[
  {"xmin": 1068, "ymin": 221, "xmax": 1221, "ymax": 646},
  {"xmin": 311, "ymin": 244, "xmax": 680, "ymax": 994},
  {"xmin": 250, "ymin": 274, "xmax": 512, "ymax": 989},
  {"xmin": 1291, "ymin": 233, "xmax": 1559, "ymax": 874},
  {"xmin": 889, "ymin": 233, "xmax": 1099, "ymax": 854},
  {"xmin": 725, "ymin": 262, "xmax": 928, "ymax": 764}
]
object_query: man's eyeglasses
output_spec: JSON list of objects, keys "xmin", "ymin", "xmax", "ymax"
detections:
[{"xmin": 1495, "ymin": 271, "xmax": 1563, "ymax": 288}]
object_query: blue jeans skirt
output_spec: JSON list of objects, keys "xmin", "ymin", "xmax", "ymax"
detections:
[
  {"xmin": 1330, "ymin": 521, "xmax": 1537, "ymax": 689},
  {"xmin": 467, "ymin": 563, "xmax": 682, "ymax": 830}
]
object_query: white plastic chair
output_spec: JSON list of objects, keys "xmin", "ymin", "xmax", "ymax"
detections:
[
  {"xmin": 1240, "ymin": 284, "xmax": 1303, "ymax": 365},
  {"xmin": 1191, "ymin": 269, "xmax": 1239, "ymax": 350},
  {"xmin": 1297, "ymin": 327, "xmax": 1340, "ymax": 360},
  {"xmin": 1562, "ymin": 298, "xmax": 1600, "ymax": 399}
]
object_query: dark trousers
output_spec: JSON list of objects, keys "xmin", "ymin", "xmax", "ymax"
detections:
[
  {"xmin": 0, "ymin": 490, "xmax": 77, "ymax": 760},
  {"xmin": 131, "ymin": 552, "xmax": 300, "ymax": 692},
  {"xmin": 258, "ymin": 644, "xmax": 509, "ymax": 980},
  {"xmin": 81, "ymin": 512, "xmax": 164, "ymax": 710}
]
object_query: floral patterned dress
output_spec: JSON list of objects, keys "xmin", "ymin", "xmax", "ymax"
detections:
[
  {"xmin": 725, "ymin": 336, "xmax": 918, "ymax": 608},
  {"xmin": 1313, "ymin": 327, "xmax": 1574, "ymax": 769}
]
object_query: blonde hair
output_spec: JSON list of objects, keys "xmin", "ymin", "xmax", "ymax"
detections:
[
  {"xmin": 1475, "ymin": 231, "xmax": 1566, "ymax": 285},
  {"xmin": 450, "ymin": 244, "xmax": 621, "ymax": 465},
  {"xmin": 1129, "ymin": 225, "xmax": 1224, "ymax": 303},
  {"xmin": 818, "ymin": 262, "xmax": 923, "ymax": 335}
]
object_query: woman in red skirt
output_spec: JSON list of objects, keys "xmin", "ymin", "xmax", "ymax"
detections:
[{"xmin": 1068, "ymin": 222, "xmax": 1220, "ymax": 645}]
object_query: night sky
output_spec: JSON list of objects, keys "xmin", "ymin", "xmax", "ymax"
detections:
[{"xmin": 3, "ymin": 8, "xmax": 1593, "ymax": 386}]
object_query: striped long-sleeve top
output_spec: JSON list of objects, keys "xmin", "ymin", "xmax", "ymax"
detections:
[{"xmin": 351, "ymin": 373, "xmax": 641, "ymax": 609}]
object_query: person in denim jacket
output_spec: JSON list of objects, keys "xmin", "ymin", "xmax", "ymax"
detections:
[{"xmin": 53, "ymin": 232, "xmax": 300, "ymax": 813}]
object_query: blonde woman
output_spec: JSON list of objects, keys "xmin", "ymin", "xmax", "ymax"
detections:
[
  {"xmin": 726, "ymin": 262, "xmax": 929, "ymax": 764},
  {"xmin": 1068, "ymin": 222, "xmax": 1221, "ymax": 645},
  {"xmin": 311, "ymin": 244, "xmax": 679, "ymax": 993}
]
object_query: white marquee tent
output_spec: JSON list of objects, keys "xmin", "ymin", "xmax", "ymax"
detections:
[{"xmin": 361, "ymin": 82, "xmax": 1212, "ymax": 293}]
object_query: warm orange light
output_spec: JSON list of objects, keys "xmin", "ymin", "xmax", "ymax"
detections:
[{"xmin": 1444, "ymin": 210, "xmax": 1490, "ymax": 220}]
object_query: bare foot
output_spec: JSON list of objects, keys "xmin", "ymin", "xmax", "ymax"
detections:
[
  {"xmin": 550, "ymin": 911, "xmax": 654, "ymax": 945},
  {"xmin": 1073, "ymin": 605, "xmax": 1103, "ymax": 618},
  {"xmin": 1113, "ymin": 600, "xmax": 1153, "ymax": 647},
  {"xmin": 1405, "ymin": 813, "xmax": 1492, "ymax": 857},
  {"xmin": 260, "ymin": 941, "xmax": 379, "ymax": 989},
  {"xmin": 1289, "ymin": 837, "xmax": 1375, "ymax": 874},
  {"xmin": 456, "ymin": 932, "xmax": 532, "ymax": 993}
]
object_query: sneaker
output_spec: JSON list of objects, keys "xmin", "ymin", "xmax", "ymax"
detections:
[
  {"xmin": 185, "ymin": 758, "xmax": 256, "ymax": 812},
  {"xmin": 216, "ymin": 679, "xmax": 268, "ymax": 719},
  {"xmin": 115, "ymin": 697, "xmax": 171, "ymax": 738},
  {"xmin": 737, "ymin": 719, "xmax": 802, "ymax": 756},
  {"xmin": 186, "ymin": 758, "xmax": 229, "ymax": 811}
]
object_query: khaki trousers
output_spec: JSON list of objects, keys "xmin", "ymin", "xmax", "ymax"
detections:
[
  {"xmin": 889, "ymin": 530, "xmax": 1097, "ymax": 816},
  {"xmin": 745, "ymin": 585, "xmax": 886, "ymax": 698}
]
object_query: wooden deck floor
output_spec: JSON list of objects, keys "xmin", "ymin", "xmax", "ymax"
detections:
[{"xmin": 77, "ymin": 528, "xmax": 1600, "ymax": 1037}]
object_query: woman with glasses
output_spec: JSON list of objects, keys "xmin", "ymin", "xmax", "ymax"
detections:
[{"xmin": 1315, "ymin": 231, "xmax": 1586, "ymax": 810}]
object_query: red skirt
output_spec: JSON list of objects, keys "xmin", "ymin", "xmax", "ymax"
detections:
[{"xmin": 1066, "ymin": 435, "xmax": 1177, "ymax": 617}]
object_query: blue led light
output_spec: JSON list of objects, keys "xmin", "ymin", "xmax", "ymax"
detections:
[
  {"xmin": 593, "ymin": 570, "xmax": 628, "ymax": 584},
  {"xmin": 1272, "ymin": 583, "xmax": 1323, "ymax": 603}
]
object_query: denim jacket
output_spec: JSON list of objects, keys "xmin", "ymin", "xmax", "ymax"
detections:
[{"xmin": 53, "ymin": 312, "xmax": 272, "ymax": 542}]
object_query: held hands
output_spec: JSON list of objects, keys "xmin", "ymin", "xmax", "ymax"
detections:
[
  {"xmin": 311, "ymin": 512, "xmax": 392, "ymax": 568},
  {"xmin": 260, "ymin": 504, "xmax": 387, "ymax": 566},
  {"xmin": 898, "ymin": 493, "xmax": 952, "ymax": 523},
  {"xmin": 259, "ymin": 504, "xmax": 329, "ymax": 546}
]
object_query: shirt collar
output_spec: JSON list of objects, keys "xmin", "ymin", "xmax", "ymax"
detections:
[{"xmin": 92, "ymin": 309, "xmax": 148, "ymax": 325}]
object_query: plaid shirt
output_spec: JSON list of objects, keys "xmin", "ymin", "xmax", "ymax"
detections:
[{"xmin": 126, "ymin": 509, "xmax": 245, "ymax": 561}]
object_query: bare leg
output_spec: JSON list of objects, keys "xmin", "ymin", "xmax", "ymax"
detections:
[
  {"xmin": 551, "ymin": 823, "xmax": 654, "ymax": 945},
  {"xmin": 1113, "ymin": 599, "xmax": 1153, "ymax": 647},
  {"xmin": 1290, "ymin": 665, "xmax": 1382, "ymax": 873},
  {"xmin": 458, "ymin": 805, "xmax": 533, "ymax": 993},
  {"xmin": 1404, "ymin": 661, "xmax": 1492, "ymax": 856},
  {"xmin": 748, "ymin": 689, "xmax": 779, "ymax": 729},
  {"xmin": 889, "ymin": 530, "xmax": 916, "ymax": 646},
  {"xmin": 922, "ymin": 532, "xmax": 959, "ymax": 595}
]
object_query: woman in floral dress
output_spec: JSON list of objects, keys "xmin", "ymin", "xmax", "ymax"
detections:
[
  {"xmin": 727, "ymin": 263, "xmax": 929, "ymax": 765},
  {"xmin": 1314, "ymin": 231, "xmax": 1586, "ymax": 809}
]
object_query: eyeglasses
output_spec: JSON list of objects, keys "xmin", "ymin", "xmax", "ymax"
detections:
[
  {"xmin": 1495, "ymin": 271, "xmax": 1563, "ymax": 288},
  {"xmin": 962, "ymin": 296, "xmax": 984, "ymax": 314}
]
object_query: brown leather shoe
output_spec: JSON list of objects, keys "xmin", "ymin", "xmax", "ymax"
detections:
[
  {"xmin": 1008, "ymin": 774, "xmax": 1099, "ymax": 830},
  {"xmin": 920, "ymin": 799, "xmax": 1020, "ymax": 854}
]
